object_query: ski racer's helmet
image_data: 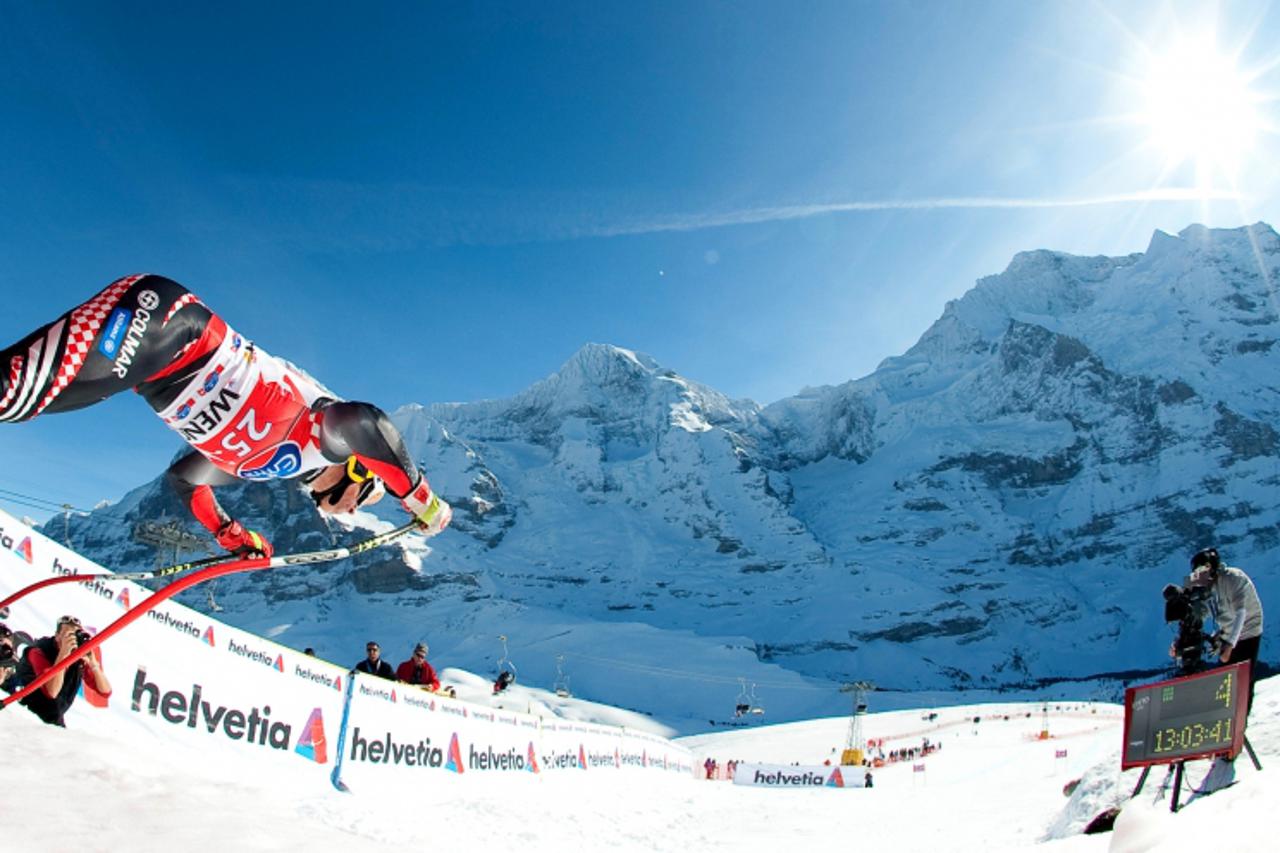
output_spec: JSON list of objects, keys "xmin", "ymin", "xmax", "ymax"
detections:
[{"xmin": 301, "ymin": 457, "xmax": 386, "ymax": 513}]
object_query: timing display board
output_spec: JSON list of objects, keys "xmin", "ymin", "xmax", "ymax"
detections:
[{"xmin": 1121, "ymin": 661, "xmax": 1251, "ymax": 769}]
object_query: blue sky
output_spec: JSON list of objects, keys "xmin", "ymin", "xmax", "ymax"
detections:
[{"xmin": 3, "ymin": 0, "xmax": 1280, "ymax": 521}]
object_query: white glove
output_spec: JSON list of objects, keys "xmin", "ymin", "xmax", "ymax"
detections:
[{"xmin": 401, "ymin": 477, "xmax": 452, "ymax": 538}]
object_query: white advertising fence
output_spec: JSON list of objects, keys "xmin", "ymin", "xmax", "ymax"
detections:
[
  {"xmin": 0, "ymin": 510, "xmax": 692, "ymax": 791},
  {"xmin": 733, "ymin": 763, "xmax": 867, "ymax": 788}
]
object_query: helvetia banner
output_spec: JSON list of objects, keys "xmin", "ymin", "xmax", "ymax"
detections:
[
  {"xmin": 733, "ymin": 763, "xmax": 866, "ymax": 788},
  {"xmin": 0, "ymin": 509, "xmax": 346, "ymax": 767},
  {"xmin": 0, "ymin": 509, "xmax": 692, "ymax": 790}
]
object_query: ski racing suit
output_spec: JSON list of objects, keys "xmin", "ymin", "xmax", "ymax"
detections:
[{"xmin": 0, "ymin": 274, "xmax": 449, "ymax": 552}]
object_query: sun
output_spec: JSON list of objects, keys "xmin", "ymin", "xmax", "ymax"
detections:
[{"xmin": 1138, "ymin": 36, "xmax": 1261, "ymax": 186}]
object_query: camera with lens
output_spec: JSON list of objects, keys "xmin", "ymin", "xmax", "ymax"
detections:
[
  {"xmin": 74, "ymin": 629, "xmax": 91, "ymax": 647},
  {"xmin": 1163, "ymin": 566, "xmax": 1219, "ymax": 674},
  {"xmin": 0, "ymin": 642, "xmax": 14, "ymax": 664}
]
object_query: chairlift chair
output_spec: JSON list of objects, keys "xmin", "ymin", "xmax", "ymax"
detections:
[
  {"xmin": 553, "ymin": 653, "xmax": 572, "ymax": 698},
  {"xmin": 493, "ymin": 634, "xmax": 518, "ymax": 694}
]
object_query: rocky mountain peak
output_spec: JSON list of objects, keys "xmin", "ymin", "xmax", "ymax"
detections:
[{"xmin": 53, "ymin": 222, "xmax": 1280, "ymax": 722}]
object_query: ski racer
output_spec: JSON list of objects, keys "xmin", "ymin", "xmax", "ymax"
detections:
[{"xmin": 0, "ymin": 274, "xmax": 451, "ymax": 557}]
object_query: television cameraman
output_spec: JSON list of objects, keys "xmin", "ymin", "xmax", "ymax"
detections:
[
  {"xmin": 1169, "ymin": 548, "xmax": 1264, "ymax": 715},
  {"xmin": 10, "ymin": 615, "xmax": 112, "ymax": 726}
]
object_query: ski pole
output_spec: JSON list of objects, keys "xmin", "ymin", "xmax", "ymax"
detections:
[{"xmin": 1, "ymin": 520, "xmax": 420, "ymax": 711}]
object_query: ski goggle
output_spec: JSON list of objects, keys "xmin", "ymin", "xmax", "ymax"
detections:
[{"xmin": 302, "ymin": 457, "xmax": 385, "ymax": 510}]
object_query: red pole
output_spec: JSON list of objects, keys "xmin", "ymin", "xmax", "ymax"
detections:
[{"xmin": 1, "ymin": 555, "xmax": 268, "ymax": 710}]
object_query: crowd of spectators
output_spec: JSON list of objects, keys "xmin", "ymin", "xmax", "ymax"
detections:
[
  {"xmin": 702, "ymin": 757, "xmax": 743, "ymax": 780},
  {"xmin": 862, "ymin": 737, "xmax": 941, "ymax": 767}
]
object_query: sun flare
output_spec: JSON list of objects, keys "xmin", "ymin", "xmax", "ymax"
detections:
[{"xmin": 1139, "ymin": 37, "xmax": 1261, "ymax": 185}]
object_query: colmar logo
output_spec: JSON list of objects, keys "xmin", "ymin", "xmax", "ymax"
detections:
[{"xmin": 110, "ymin": 292, "xmax": 159, "ymax": 379}]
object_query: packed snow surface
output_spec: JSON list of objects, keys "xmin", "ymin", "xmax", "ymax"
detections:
[{"xmin": 4, "ymin": 675, "xmax": 1275, "ymax": 852}]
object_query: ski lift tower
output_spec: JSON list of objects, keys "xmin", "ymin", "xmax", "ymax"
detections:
[
  {"xmin": 133, "ymin": 519, "xmax": 207, "ymax": 569},
  {"xmin": 840, "ymin": 681, "xmax": 875, "ymax": 766}
]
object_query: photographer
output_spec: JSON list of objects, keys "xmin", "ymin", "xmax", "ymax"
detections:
[
  {"xmin": 11, "ymin": 615, "xmax": 112, "ymax": 727},
  {"xmin": 0, "ymin": 623, "xmax": 18, "ymax": 690},
  {"xmin": 1172, "ymin": 549, "xmax": 1265, "ymax": 714}
]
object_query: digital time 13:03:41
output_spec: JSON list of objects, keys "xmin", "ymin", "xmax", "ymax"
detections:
[{"xmin": 1152, "ymin": 719, "xmax": 1232, "ymax": 754}]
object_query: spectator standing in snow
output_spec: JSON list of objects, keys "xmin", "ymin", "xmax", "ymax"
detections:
[{"xmin": 396, "ymin": 643, "xmax": 440, "ymax": 691}]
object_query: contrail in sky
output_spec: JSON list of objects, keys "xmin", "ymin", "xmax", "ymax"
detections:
[{"xmin": 589, "ymin": 188, "xmax": 1242, "ymax": 237}]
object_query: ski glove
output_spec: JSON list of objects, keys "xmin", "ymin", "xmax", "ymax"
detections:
[
  {"xmin": 215, "ymin": 520, "xmax": 274, "ymax": 558},
  {"xmin": 401, "ymin": 478, "xmax": 452, "ymax": 538}
]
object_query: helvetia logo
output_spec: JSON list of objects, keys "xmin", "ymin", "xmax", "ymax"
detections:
[
  {"xmin": 527, "ymin": 742, "xmax": 540, "ymax": 773},
  {"xmin": 145, "ymin": 606, "xmax": 203, "ymax": 640},
  {"xmin": 293, "ymin": 663, "xmax": 342, "ymax": 691},
  {"xmin": 116, "ymin": 588, "xmax": 131, "ymax": 610},
  {"xmin": 227, "ymin": 638, "xmax": 284, "ymax": 672},
  {"xmin": 0, "ymin": 527, "xmax": 33, "ymax": 563},
  {"xmin": 347, "ymin": 727, "xmax": 452, "ymax": 770},
  {"xmin": 826, "ymin": 768, "xmax": 845, "ymax": 788},
  {"xmin": 294, "ymin": 708, "xmax": 328, "ymax": 764},
  {"xmin": 538, "ymin": 749, "xmax": 583, "ymax": 771},
  {"xmin": 467, "ymin": 742, "xmax": 530, "ymax": 772},
  {"xmin": 203, "ymin": 626, "xmax": 216, "ymax": 646},
  {"xmin": 445, "ymin": 733, "xmax": 464, "ymax": 774},
  {"xmin": 131, "ymin": 669, "xmax": 295, "ymax": 752},
  {"xmin": 52, "ymin": 557, "xmax": 114, "ymax": 603},
  {"xmin": 582, "ymin": 746, "xmax": 618, "ymax": 769}
]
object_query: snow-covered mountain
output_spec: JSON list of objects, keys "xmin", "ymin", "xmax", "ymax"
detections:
[{"xmin": 51, "ymin": 223, "xmax": 1280, "ymax": 725}]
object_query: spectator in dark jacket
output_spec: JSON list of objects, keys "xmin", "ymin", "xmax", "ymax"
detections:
[
  {"xmin": 354, "ymin": 640, "xmax": 395, "ymax": 680},
  {"xmin": 396, "ymin": 643, "xmax": 441, "ymax": 691}
]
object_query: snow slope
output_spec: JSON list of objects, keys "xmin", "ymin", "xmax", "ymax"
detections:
[{"xmin": 3, "ymin": 510, "xmax": 1277, "ymax": 853}]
